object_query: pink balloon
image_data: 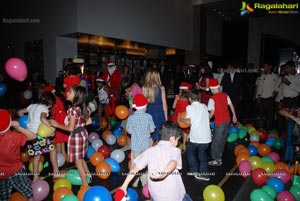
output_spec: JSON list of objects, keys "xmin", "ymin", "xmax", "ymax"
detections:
[
  {"xmin": 238, "ymin": 160, "xmax": 251, "ymax": 178},
  {"xmin": 277, "ymin": 190, "xmax": 296, "ymax": 201},
  {"xmin": 88, "ymin": 132, "xmax": 99, "ymax": 143},
  {"xmin": 267, "ymin": 152, "xmax": 280, "ymax": 163},
  {"xmin": 5, "ymin": 57, "xmax": 28, "ymax": 81},
  {"xmin": 270, "ymin": 169, "xmax": 291, "ymax": 184},
  {"xmin": 142, "ymin": 183, "xmax": 151, "ymax": 199},
  {"xmin": 31, "ymin": 180, "xmax": 50, "ymax": 201}
]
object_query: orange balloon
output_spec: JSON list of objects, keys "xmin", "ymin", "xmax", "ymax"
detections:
[
  {"xmin": 177, "ymin": 112, "xmax": 190, "ymax": 129},
  {"xmin": 96, "ymin": 161, "xmax": 111, "ymax": 179},
  {"xmin": 289, "ymin": 165, "xmax": 295, "ymax": 175},
  {"xmin": 236, "ymin": 147, "xmax": 250, "ymax": 156},
  {"xmin": 258, "ymin": 144, "xmax": 271, "ymax": 156},
  {"xmin": 246, "ymin": 123, "xmax": 253, "ymax": 128},
  {"xmin": 90, "ymin": 152, "xmax": 104, "ymax": 167},
  {"xmin": 102, "ymin": 130, "xmax": 112, "ymax": 140},
  {"xmin": 115, "ymin": 105, "xmax": 129, "ymax": 120},
  {"xmin": 10, "ymin": 192, "xmax": 26, "ymax": 201},
  {"xmin": 117, "ymin": 135, "xmax": 127, "ymax": 147},
  {"xmin": 52, "ymin": 187, "xmax": 73, "ymax": 201},
  {"xmin": 249, "ymin": 141, "xmax": 260, "ymax": 149},
  {"xmin": 101, "ymin": 117, "xmax": 108, "ymax": 128},
  {"xmin": 234, "ymin": 144, "xmax": 246, "ymax": 156},
  {"xmin": 20, "ymin": 151, "xmax": 29, "ymax": 163},
  {"xmin": 268, "ymin": 132, "xmax": 279, "ymax": 138},
  {"xmin": 275, "ymin": 162, "xmax": 289, "ymax": 171},
  {"xmin": 236, "ymin": 153, "xmax": 250, "ymax": 165},
  {"xmin": 77, "ymin": 186, "xmax": 91, "ymax": 201}
]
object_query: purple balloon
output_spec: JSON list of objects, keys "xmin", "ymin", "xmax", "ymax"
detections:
[
  {"xmin": 267, "ymin": 152, "xmax": 280, "ymax": 163},
  {"xmin": 88, "ymin": 132, "xmax": 99, "ymax": 143},
  {"xmin": 31, "ymin": 180, "xmax": 50, "ymax": 201},
  {"xmin": 277, "ymin": 191, "xmax": 296, "ymax": 201},
  {"xmin": 5, "ymin": 57, "xmax": 28, "ymax": 81}
]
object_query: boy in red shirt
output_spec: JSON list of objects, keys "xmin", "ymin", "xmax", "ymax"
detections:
[{"xmin": 0, "ymin": 109, "xmax": 36, "ymax": 201}]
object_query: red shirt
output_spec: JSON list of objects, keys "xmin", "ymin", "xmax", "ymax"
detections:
[
  {"xmin": 0, "ymin": 130, "xmax": 27, "ymax": 179},
  {"xmin": 64, "ymin": 75, "xmax": 80, "ymax": 93},
  {"xmin": 211, "ymin": 92, "xmax": 230, "ymax": 125}
]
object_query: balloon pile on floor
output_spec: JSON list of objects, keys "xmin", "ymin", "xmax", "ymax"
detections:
[{"xmin": 229, "ymin": 123, "xmax": 300, "ymax": 201}]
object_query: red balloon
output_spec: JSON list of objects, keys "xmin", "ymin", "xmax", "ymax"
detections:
[
  {"xmin": 98, "ymin": 145, "xmax": 110, "ymax": 158},
  {"xmin": 252, "ymin": 168, "xmax": 268, "ymax": 186},
  {"xmin": 257, "ymin": 128, "xmax": 268, "ymax": 140}
]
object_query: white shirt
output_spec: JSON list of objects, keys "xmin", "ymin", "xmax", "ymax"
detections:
[
  {"xmin": 26, "ymin": 104, "xmax": 49, "ymax": 133},
  {"xmin": 207, "ymin": 95, "xmax": 232, "ymax": 111},
  {"xmin": 282, "ymin": 74, "xmax": 299, "ymax": 98},
  {"xmin": 230, "ymin": 72, "xmax": 235, "ymax": 82},
  {"xmin": 257, "ymin": 73, "xmax": 278, "ymax": 98},
  {"xmin": 186, "ymin": 102, "xmax": 211, "ymax": 143},
  {"xmin": 97, "ymin": 87, "xmax": 108, "ymax": 104}
]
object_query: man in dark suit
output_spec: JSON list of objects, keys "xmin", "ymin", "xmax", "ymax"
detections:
[
  {"xmin": 221, "ymin": 63, "xmax": 243, "ymax": 119},
  {"xmin": 158, "ymin": 60, "xmax": 173, "ymax": 89}
]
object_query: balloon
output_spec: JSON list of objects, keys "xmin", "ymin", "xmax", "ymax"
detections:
[
  {"xmin": 117, "ymin": 135, "xmax": 127, "ymax": 147},
  {"xmin": 106, "ymin": 135, "xmax": 116, "ymax": 145},
  {"xmin": 102, "ymin": 130, "xmax": 112, "ymax": 141},
  {"xmin": 250, "ymin": 134, "xmax": 260, "ymax": 142},
  {"xmin": 261, "ymin": 185, "xmax": 277, "ymax": 199},
  {"xmin": 261, "ymin": 161, "xmax": 275, "ymax": 174},
  {"xmin": 250, "ymin": 189, "xmax": 273, "ymax": 201},
  {"xmin": 0, "ymin": 83, "xmax": 7, "ymax": 96},
  {"xmin": 277, "ymin": 191, "xmax": 296, "ymax": 201},
  {"xmin": 292, "ymin": 175, "xmax": 300, "ymax": 187},
  {"xmin": 252, "ymin": 168, "xmax": 268, "ymax": 186},
  {"xmin": 90, "ymin": 152, "xmax": 104, "ymax": 167},
  {"xmin": 234, "ymin": 144, "xmax": 246, "ymax": 156},
  {"xmin": 31, "ymin": 180, "xmax": 50, "ymax": 201},
  {"xmin": 65, "ymin": 169, "xmax": 91, "ymax": 185},
  {"xmin": 23, "ymin": 90, "xmax": 32, "ymax": 100},
  {"xmin": 177, "ymin": 112, "xmax": 190, "ymax": 128},
  {"xmin": 115, "ymin": 105, "xmax": 129, "ymax": 119},
  {"xmin": 88, "ymin": 132, "xmax": 99, "ymax": 143},
  {"xmin": 238, "ymin": 129, "xmax": 247, "ymax": 139},
  {"xmin": 96, "ymin": 162, "xmax": 111, "ymax": 179},
  {"xmin": 236, "ymin": 147, "xmax": 250, "ymax": 157},
  {"xmin": 249, "ymin": 141, "xmax": 260, "ymax": 149},
  {"xmin": 57, "ymin": 153, "xmax": 66, "ymax": 167},
  {"xmin": 53, "ymin": 178, "xmax": 72, "ymax": 191},
  {"xmin": 29, "ymin": 161, "xmax": 43, "ymax": 173},
  {"xmin": 18, "ymin": 115, "xmax": 28, "ymax": 129},
  {"xmin": 228, "ymin": 126, "xmax": 239, "ymax": 134},
  {"xmin": 100, "ymin": 117, "xmax": 108, "ymax": 128},
  {"xmin": 5, "ymin": 57, "xmax": 28, "ymax": 81},
  {"xmin": 113, "ymin": 127, "xmax": 122, "ymax": 139},
  {"xmin": 270, "ymin": 169, "xmax": 291, "ymax": 184},
  {"xmin": 236, "ymin": 153, "xmax": 249, "ymax": 166},
  {"xmin": 110, "ymin": 118, "xmax": 117, "ymax": 127},
  {"xmin": 269, "ymin": 132, "xmax": 279, "ymax": 138},
  {"xmin": 111, "ymin": 149, "xmax": 125, "ymax": 163},
  {"xmin": 273, "ymin": 139, "xmax": 281, "ymax": 150},
  {"xmin": 126, "ymin": 188, "xmax": 138, "ymax": 201},
  {"xmin": 261, "ymin": 156, "xmax": 273, "ymax": 163},
  {"xmin": 104, "ymin": 157, "xmax": 120, "ymax": 172},
  {"xmin": 247, "ymin": 145, "xmax": 258, "ymax": 156},
  {"xmin": 238, "ymin": 160, "xmax": 251, "ymax": 178},
  {"xmin": 61, "ymin": 194, "xmax": 79, "ymax": 201},
  {"xmin": 258, "ymin": 144, "xmax": 271, "ymax": 157},
  {"xmin": 83, "ymin": 186, "xmax": 112, "ymax": 201},
  {"xmin": 91, "ymin": 139, "xmax": 103, "ymax": 151},
  {"xmin": 92, "ymin": 115, "xmax": 99, "ymax": 127},
  {"xmin": 9, "ymin": 192, "xmax": 27, "ymax": 201},
  {"xmin": 86, "ymin": 145, "xmax": 95, "ymax": 159},
  {"xmin": 37, "ymin": 123, "xmax": 51, "ymax": 138},
  {"xmin": 20, "ymin": 150, "xmax": 29, "ymax": 163},
  {"xmin": 257, "ymin": 128, "xmax": 268, "ymax": 140},
  {"xmin": 77, "ymin": 186, "xmax": 91, "ymax": 201},
  {"xmin": 275, "ymin": 162, "xmax": 289, "ymax": 171},
  {"xmin": 227, "ymin": 132, "xmax": 238, "ymax": 142},
  {"xmin": 265, "ymin": 137, "xmax": 276, "ymax": 147},
  {"xmin": 98, "ymin": 145, "xmax": 110, "ymax": 158},
  {"xmin": 266, "ymin": 177, "xmax": 284, "ymax": 193},
  {"xmin": 142, "ymin": 184, "xmax": 151, "ymax": 199},
  {"xmin": 53, "ymin": 187, "xmax": 73, "ymax": 201},
  {"xmin": 267, "ymin": 152, "xmax": 280, "ymax": 163},
  {"xmin": 289, "ymin": 185, "xmax": 300, "ymax": 200},
  {"xmin": 203, "ymin": 185, "xmax": 225, "ymax": 201}
]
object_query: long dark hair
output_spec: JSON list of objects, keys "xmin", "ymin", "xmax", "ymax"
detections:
[{"xmin": 71, "ymin": 85, "xmax": 89, "ymax": 120}]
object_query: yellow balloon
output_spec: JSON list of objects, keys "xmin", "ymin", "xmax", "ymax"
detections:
[
  {"xmin": 38, "ymin": 123, "xmax": 51, "ymax": 138},
  {"xmin": 53, "ymin": 178, "xmax": 72, "ymax": 191},
  {"xmin": 28, "ymin": 161, "xmax": 43, "ymax": 173},
  {"xmin": 261, "ymin": 161, "xmax": 276, "ymax": 175},
  {"xmin": 248, "ymin": 156, "xmax": 263, "ymax": 170},
  {"xmin": 203, "ymin": 185, "xmax": 225, "ymax": 201}
]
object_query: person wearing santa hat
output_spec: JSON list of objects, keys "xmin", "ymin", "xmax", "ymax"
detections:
[
  {"xmin": 0, "ymin": 109, "xmax": 35, "ymax": 201},
  {"xmin": 126, "ymin": 93, "xmax": 155, "ymax": 187},
  {"xmin": 171, "ymin": 82, "xmax": 192, "ymax": 151},
  {"xmin": 207, "ymin": 79, "xmax": 237, "ymax": 166}
]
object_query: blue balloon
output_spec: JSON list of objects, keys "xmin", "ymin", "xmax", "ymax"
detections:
[
  {"xmin": 104, "ymin": 158, "xmax": 120, "ymax": 173},
  {"xmin": 210, "ymin": 121, "xmax": 215, "ymax": 129},
  {"xmin": 247, "ymin": 145, "xmax": 258, "ymax": 156},
  {"xmin": 86, "ymin": 145, "xmax": 95, "ymax": 159},
  {"xmin": 113, "ymin": 128, "xmax": 122, "ymax": 139},
  {"xmin": 265, "ymin": 137, "xmax": 276, "ymax": 147},
  {"xmin": 126, "ymin": 188, "xmax": 138, "ymax": 201},
  {"xmin": 228, "ymin": 126, "xmax": 239, "ymax": 134},
  {"xmin": 18, "ymin": 115, "xmax": 28, "ymax": 129},
  {"xmin": 92, "ymin": 115, "xmax": 99, "ymax": 127},
  {"xmin": 0, "ymin": 83, "xmax": 7, "ymax": 96},
  {"xmin": 266, "ymin": 177, "xmax": 284, "ymax": 193},
  {"xmin": 83, "ymin": 186, "xmax": 112, "ymax": 201}
]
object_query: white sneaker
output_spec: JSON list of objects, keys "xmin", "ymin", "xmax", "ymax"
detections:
[{"xmin": 194, "ymin": 174, "xmax": 210, "ymax": 181}]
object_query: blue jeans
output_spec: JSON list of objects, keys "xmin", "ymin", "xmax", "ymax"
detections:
[
  {"xmin": 186, "ymin": 141, "xmax": 209, "ymax": 174},
  {"xmin": 211, "ymin": 120, "xmax": 230, "ymax": 160}
]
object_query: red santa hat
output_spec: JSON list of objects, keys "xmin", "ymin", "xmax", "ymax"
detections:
[
  {"xmin": 132, "ymin": 94, "xmax": 148, "ymax": 110},
  {"xmin": 107, "ymin": 60, "xmax": 116, "ymax": 67},
  {"xmin": 0, "ymin": 109, "xmax": 11, "ymax": 134},
  {"xmin": 43, "ymin": 85, "xmax": 55, "ymax": 93},
  {"xmin": 209, "ymin": 78, "xmax": 220, "ymax": 90},
  {"xmin": 96, "ymin": 75, "xmax": 105, "ymax": 83},
  {"xmin": 179, "ymin": 82, "xmax": 192, "ymax": 90}
]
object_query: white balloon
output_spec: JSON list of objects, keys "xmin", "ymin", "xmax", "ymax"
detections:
[
  {"xmin": 111, "ymin": 149, "xmax": 125, "ymax": 163},
  {"xmin": 250, "ymin": 134, "xmax": 260, "ymax": 142},
  {"xmin": 92, "ymin": 139, "xmax": 103, "ymax": 151},
  {"xmin": 57, "ymin": 153, "xmax": 65, "ymax": 167},
  {"xmin": 106, "ymin": 135, "xmax": 116, "ymax": 145},
  {"xmin": 23, "ymin": 90, "xmax": 32, "ymax": 100}
]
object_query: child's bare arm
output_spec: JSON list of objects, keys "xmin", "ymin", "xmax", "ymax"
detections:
[
  {"xmin": 17, "ymin": 108, "xmax": 28, "ymax": 117},
  {"xmin": 150, "ymin": 160, "xmax": 177, "ymax": 180},
  {"xmin": 120, "ymin": 165, "xmax": 140, "ymax": 191},
  {"xmin": 11, "ymin": 121, "xmax": 36, "ymax": 140},
  {"xmin": 229, "ymin": 103, "xmax": 237, "ymax": 123}
]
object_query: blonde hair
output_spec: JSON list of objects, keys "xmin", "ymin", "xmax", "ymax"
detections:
[{"xmin": 142, "ymin": 70, "xmax": 162, "ymax": 103}]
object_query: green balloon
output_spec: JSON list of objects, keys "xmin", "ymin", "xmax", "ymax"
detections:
[
  {"xmin": 238, "ymin": 129, "xmax": 247, "ymax": 139},
  {"xmin": 273, "ymin": 139, "xmax": 281, "ymax": 150},
  {"xmin": 261, "ymin": 185, "xmax": 277, "ymax": 199},
  {"xmin": 65, "ymin": 169, "xmax": 91, "ymax": 185},
  {"xmin": 269, "ymin": 129, "xmax": 279, "ymax": 134},
  {"xmin": 261, "ymin": 156, "xmax": 274, "ymax": 163},
  {"xmin": 110, "ymin": 118, "xmax": 117, "ymax": 127},
  {"xmin": 61, "ymin": 194, "xmax": 79, "ymax": 201},
  {"xmin": 240, "ymin": 126, "xmax": 248, "ymax": 132},
  {"xmin": 250, "ymin": 189, "xmax": 273, "ymax": 201},
  {"xmin": 227, "ymin": 132, "xmax": 238, "ymax": 143},
  {"xmin": 289, "ymin": 185, "xmax": 300, "ymax": 201}
]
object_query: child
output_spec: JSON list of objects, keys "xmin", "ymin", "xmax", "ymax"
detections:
[
  {"xmin": 0, "ymin": 109, "xmax": 36, "ymax": 201},
  {"xmin": 171, "ymin": 82, "xmax": 192, "ymax": 151},
  {"xmin": 207, "ymin": 79, "xmax": 237, "ymax": 166},
  {"xmin": 95, "ymin": 76, "xmax": 109, "ymax": 130},
  {"xmin": 126, "ymin": 94, "xmax": 155, "ymax": 187},
  {"xmin": 115, "ymin": 121, "xmax": 192, "ymax": 201},
  {"xmin": 178, "ymin": 89, "xmax": 212, "ymax": 181},
  {"xmin": 49, "ymin": 85, "xmax": 92, "ymax": 187},
  {"xmin": 63, "ymin": 64, "xmax": 81, "ymax": 95},
  {"xmin": 17, "ymin": 92, "xmax": 61, "ymax": 182}
]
